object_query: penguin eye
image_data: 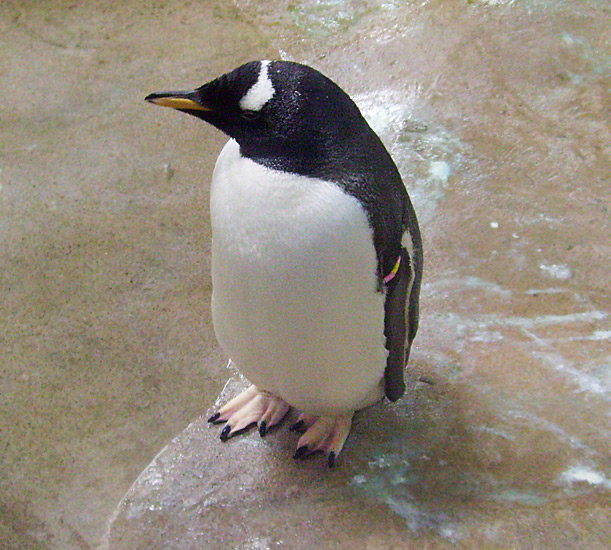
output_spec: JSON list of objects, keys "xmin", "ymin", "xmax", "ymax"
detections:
[{"xmin": 240, "ymin": 109, "xmax": 260, "ymax": 121}]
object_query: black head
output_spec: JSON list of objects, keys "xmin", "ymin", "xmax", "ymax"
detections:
[{"xmin": 146, "ymin": 60, "xmax": 371, "ymax": 172}]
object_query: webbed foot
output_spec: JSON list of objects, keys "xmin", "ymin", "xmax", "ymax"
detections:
[
  {"xmin": 208, "ymin": 385, "xmax": 290, "ymax": 441},
  {"xmin": 291, "ymin": 413, "xmax": 353, "ymax": 468}
]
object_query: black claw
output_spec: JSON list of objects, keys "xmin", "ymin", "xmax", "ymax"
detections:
[
  {"xmin": 289, "ymin": 419, "xmax": 305, "ymax": 432},
  {"xmin": 328, "ymin": 451, "xmax": 336, "ymax": 469},
  {"xmin": 220, "ymin": 425, "xmax": 231, "ymax": 442},
  {"xmin": 258, "ymin": 420, "xmax": 267, "ymax": 438},
  {"xmin": 207, "ymin": 412, "xmax": 221, "ymax": 423},
  {"xmin": 293, "ymin": 445, "xmax": 309, "ymax": 460}
]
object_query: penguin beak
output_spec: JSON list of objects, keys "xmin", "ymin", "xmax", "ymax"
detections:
[{"xmin": 145, "ymin": 90, "xmax": 211, "ymax": 112}]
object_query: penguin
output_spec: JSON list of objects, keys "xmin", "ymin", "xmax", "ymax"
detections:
[{"xmin": 146, "ymin": 60, "xmax": 423, "ymax": 467}]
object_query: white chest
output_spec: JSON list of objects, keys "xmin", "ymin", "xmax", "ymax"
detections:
[{"xmin": 209, "ymin": 140, "xmax": 386, "ymax": 414}]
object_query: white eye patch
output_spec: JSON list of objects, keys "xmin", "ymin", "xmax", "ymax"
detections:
[{"xmin": 239, "ymin": 60, "xmax": 275, "ymax": 112}]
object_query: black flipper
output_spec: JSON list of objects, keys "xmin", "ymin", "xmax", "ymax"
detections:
[{"xmin": 383, "ymin": 246, "xmax": 419, "ymax": 401}]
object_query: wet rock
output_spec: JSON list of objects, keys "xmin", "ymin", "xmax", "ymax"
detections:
[{"xmin": 106, "ymin": 371, "xmax": 611, "ymax": 549}]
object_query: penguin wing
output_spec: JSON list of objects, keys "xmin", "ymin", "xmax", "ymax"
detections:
[{"xmin": 383, "ymin": 245, "xmax": 420, "ymax": 401}]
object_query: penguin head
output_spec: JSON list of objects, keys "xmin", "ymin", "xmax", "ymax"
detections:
[{"xmin": 146, "ymin": 60, "xmax": 366, "ymax": 164}]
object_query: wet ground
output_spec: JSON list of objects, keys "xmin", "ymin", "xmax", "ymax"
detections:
[{"xmin": 1, "ymin": 1, "xmax": 609, "ymax": 549}]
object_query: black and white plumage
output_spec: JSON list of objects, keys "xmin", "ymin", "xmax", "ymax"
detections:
[{"xmin": 146, "ymin": 60, "xmax": 422, "ymax": 466}]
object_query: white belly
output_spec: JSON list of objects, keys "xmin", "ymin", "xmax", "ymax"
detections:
[{"xmin": 209, "ymin": 140, "xmax": 386, "ymax": 415}]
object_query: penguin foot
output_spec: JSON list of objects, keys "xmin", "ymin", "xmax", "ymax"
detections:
[
  {"xmin": 292, "ymin": 413, "xmax": 353, "ymax": 468},
  {"xmin": 208, "ymin": 385, "xmax": 290, "ymax": 441}
]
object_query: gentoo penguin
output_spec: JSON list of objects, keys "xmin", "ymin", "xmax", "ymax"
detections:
[{"xmin": 146, "ymin": 60, "xmax": 423, "ymax": 467}]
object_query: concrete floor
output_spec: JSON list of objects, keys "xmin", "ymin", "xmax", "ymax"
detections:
[{"xmin": 1, "ymin": 1, "xmax": 609, "ymax": 549}]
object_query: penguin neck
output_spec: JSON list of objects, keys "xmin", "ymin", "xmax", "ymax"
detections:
[
  {"xmin": 240, "ymin": 146, "xmax": 328, "ymax": 178},
  {"xmin": 237, "ymin": 130, "xmax": 367, "ymax": 181}
]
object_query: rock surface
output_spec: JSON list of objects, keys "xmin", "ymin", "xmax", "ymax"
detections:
[{"xmin": 1, "ymin": 0, "xmax": 609, "ymax": 549}]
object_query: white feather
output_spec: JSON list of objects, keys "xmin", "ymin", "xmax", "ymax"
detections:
[
  {"xmin": 239, "ymin": 60, "xmax": 275, "ymax": 112},
  {"xmin": 210, "ymin": 139, "xmax": 386, "ymax": 415}
]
